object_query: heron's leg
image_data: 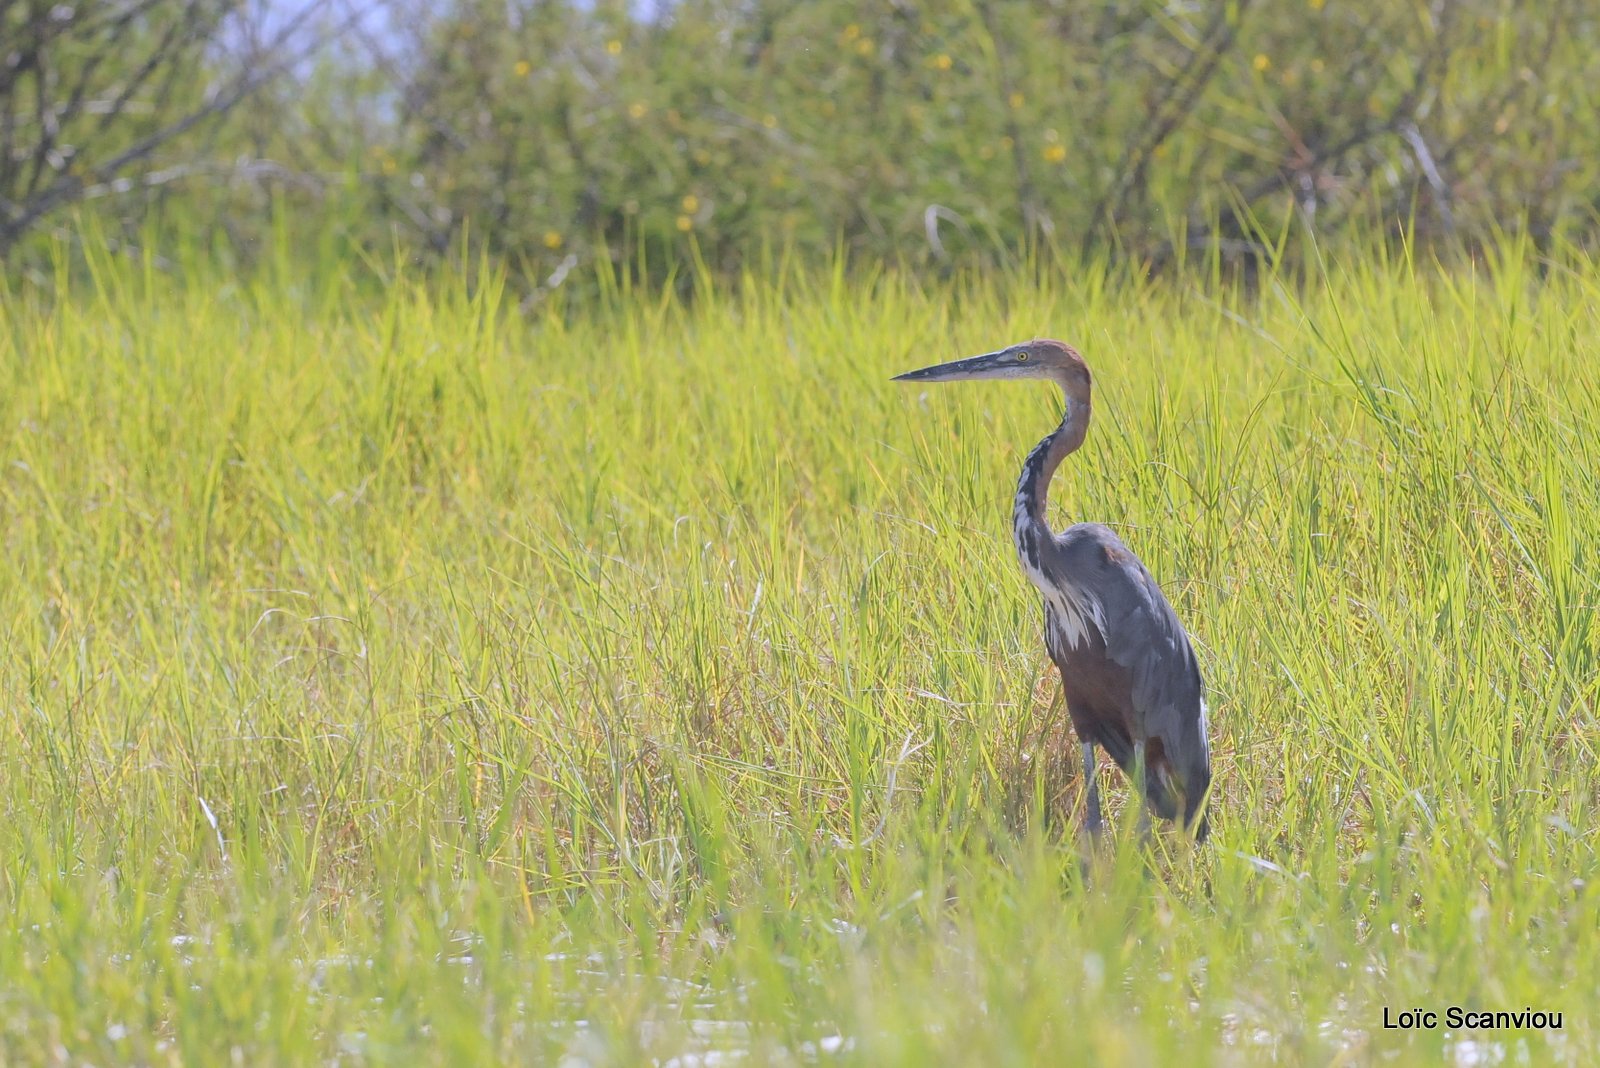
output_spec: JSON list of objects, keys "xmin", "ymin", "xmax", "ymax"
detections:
[{"xmin": 1082, "ymin": 742, "xmax": 1103, "ymax": 837}]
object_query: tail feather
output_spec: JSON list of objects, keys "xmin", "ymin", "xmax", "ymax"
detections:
[
  {"xmin": 1094, "ymin": 723, "xmax": 1135, "ymax": 776},
  {"xmin": 1089, "ymin": 724, "xmax": 1211, "ymax": 841},
  {"xmin": 1136, "ymin": 758, "xmax": 1178, "ymax": 821},
  {"xmin": 1182, "ymin": 757, "xmax": 1212, "ymax": 842}
]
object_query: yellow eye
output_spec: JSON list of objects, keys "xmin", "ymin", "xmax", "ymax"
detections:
[{"xmin": 1015, "ymin": 352, "xmax": 1029, "ymax": 362}]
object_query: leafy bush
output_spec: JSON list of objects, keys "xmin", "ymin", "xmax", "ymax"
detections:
[
  {"xmin": 6, "ymin": 0, "xmax": 1598, "ymax": 282},
  {"xmin": 318, "ymin": 0, "xmax": 1599, "ymax": 281}
]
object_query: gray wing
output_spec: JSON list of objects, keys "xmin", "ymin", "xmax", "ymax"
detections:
[{"xmin": 1055, "ymin": 523, "xmax": 1208, "ymax": 762}]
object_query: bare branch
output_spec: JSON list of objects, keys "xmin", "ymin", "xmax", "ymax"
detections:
[{"xmin": 1, "ymin": 0, "xmax": 376, "ymax": 254}]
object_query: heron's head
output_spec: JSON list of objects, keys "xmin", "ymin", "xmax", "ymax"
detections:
[{"xmin": 893, "ymin": 339, "xmax": 1091, "ymax": 401}]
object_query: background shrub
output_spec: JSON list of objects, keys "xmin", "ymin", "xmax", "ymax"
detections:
[{"xmin": 3, "ymin": 0, "xmax": 1597, "ymax": 284}]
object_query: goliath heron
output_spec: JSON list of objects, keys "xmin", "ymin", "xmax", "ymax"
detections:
[{"xmin": 894, "ymin": 340, "xmax": 1211, "ymax": 841}]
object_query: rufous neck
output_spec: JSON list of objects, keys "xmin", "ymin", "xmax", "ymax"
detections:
[{"xmin": 1014, "ymin": 393, "xmax": 1090, "ymax": 529}]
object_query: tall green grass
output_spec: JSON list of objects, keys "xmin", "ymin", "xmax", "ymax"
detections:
[{"xmin": 0, "ymin": 238, "xmax": 1596, "ymax": 1064}]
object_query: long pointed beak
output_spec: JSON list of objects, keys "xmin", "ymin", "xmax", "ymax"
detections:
[{"xmin": 892, "ymin": 349, "xmax": 1009, "ymax": 383}]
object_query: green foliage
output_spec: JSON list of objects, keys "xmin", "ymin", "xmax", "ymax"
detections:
[
  {"xmin": 9, "ymin": 1, "xmax": 1598, "ymax": 284},
  {"xmin": 286, "ymin": 0, "xmax": 1600, "ymax": 281},
  {"xmin": 0, "ymin": 234, "xmax": 1597, "ymax": 1062}
]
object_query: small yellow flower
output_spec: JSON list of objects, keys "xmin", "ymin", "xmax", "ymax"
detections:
[
  {"xmin": 381, "ymin": 156, "xmax": 397, "ymax": 175},
  {"xmin": 543, "ymin": 231, "xmax": 563, "ymax": 250},
  {"xmin": 1000, "ymin": 135, "xmax": 1014, "ymax": 150},
  {"xmin": 841, "ymin": 23, "xmax": 860, "ymax": 42},
  {"xmin": 762, "ymin": 113, "xmax": 778, "ymax": 129},
  {"xmin": 1309, "ymin": 0, "xmax": 1325, "ymax": 9},
  {"xmin": 1153, "ymin": 143, "xmax": 1168, "ymax": 159},
  {"xmin": 1310, "ymin": 58, "xmax": 1325, "ymax": 73},
  {"xmin": 978, "ymin": 144, "xmax": 995, "ymax": 160},
  {"xmin": 628, "ymin": 101, "xmax": 647, "ymax": 119},
  {"xmin": 514, "ymin": 60, "xmax": 531, "ymax": 77},
  {"xmin": 681, "ymin": 194, "xmax": 700, "ymax": 214},
  {"xmin": 933, "ymin": 53, "xmax": 953, "ymax": 71},
  {"xmin": 693, "ymin": 149, "xmax": 712, "ymax": 165},
  {"xmin": 855, "ymin": 37, "xmax": 874, "ymax": 56},
  {"xmin": 606, "ymin": 39, "xmax": 622, "ymax": 55},
  {"xmin": 676, "ymin": 214, "xmax": 693, "ymax": 231},
  {"xmin": 769, "ymin": 172, "xmax": 786, "ymax": 188},
  {"xmin": 1253, "ymin": 53, "xmax": 1270, "ymax": 72},
  {"xmin": 1008, "ymin": 91, "xmax": 1024, "ymax": 109},
  {"xmin": 1043, "ymin": 144, "xmax": 1067, "ymax": 163}
]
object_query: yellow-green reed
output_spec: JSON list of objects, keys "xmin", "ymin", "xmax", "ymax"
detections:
[{"xmin": 0, "ymin": 234, "xmax": 1596, "ymax": 1064}]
